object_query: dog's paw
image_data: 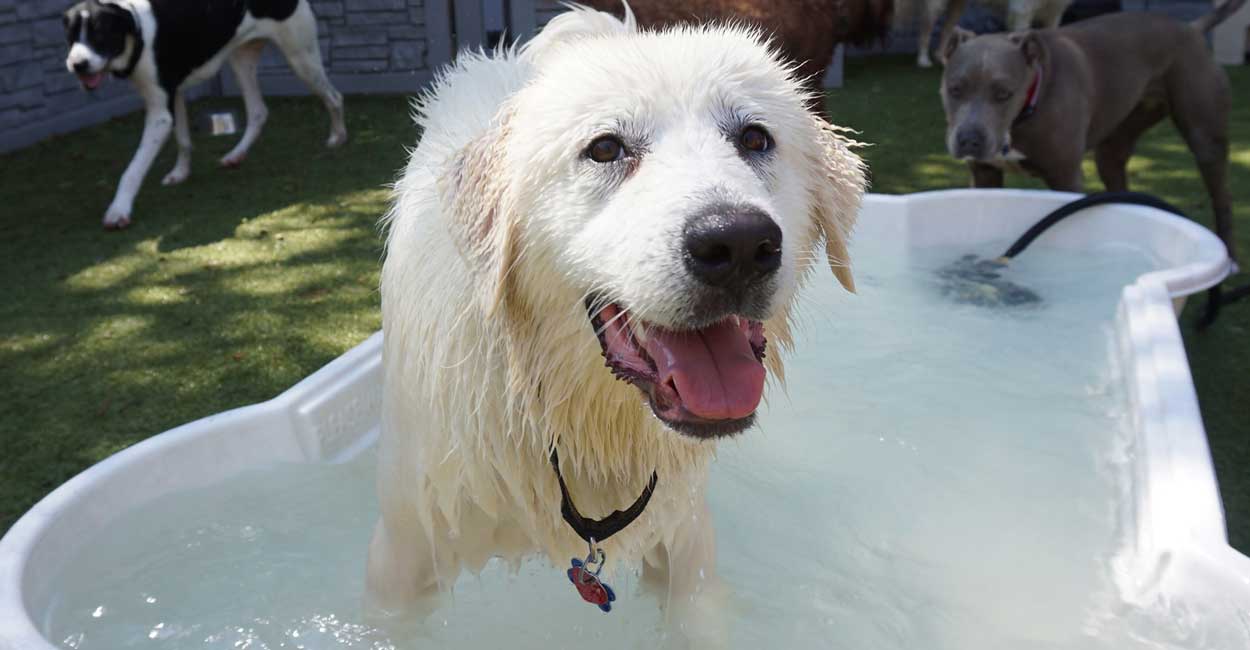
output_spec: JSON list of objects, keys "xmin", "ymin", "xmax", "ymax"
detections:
[
  {"xmin": 326, "ymin": 131, "xmax": 347, "ymax": 149},
  {"xmin": 917, "ymin": 53, "xmax": 934, "ymax": 68},
  {"xmin": 102, "ymin": 207, "xmax": 131, "ymax": 230},
  {"xmin": 162, "ymin": 168, "xmax": 189, "ymax": 186},
  {"xmin": 220, "ymin": 153, "xmax": 246, "ymax": 168}
]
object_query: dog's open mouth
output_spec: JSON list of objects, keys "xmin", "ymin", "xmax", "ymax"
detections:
[
  {"xmin": 589, "ymin": 302, "xmax": 767, "ymax": 439},
  {"xmin": 77, "ymin": 72, "xmax": 105, "ymax": 90}
]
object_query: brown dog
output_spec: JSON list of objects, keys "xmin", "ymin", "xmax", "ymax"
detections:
[
  {"xmin": 580, "ymin": 0, "xmax": 893, "ymax": 97},
  {"xmin": 940, "ymin": 2, "xmax": 1245, "ymax": 260}
]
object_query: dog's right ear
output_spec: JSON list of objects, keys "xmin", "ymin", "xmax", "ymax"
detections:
[
  {"xmin": 943, "ymin": 26, "xmax": 975, "ymax": 63},
  {"xmin": 808, "ymin": 117, "xmax": 867, "ymax": 294},
  {"xmin": 438, "ymin": 108, "xmax": 521, "ymax": 316}
]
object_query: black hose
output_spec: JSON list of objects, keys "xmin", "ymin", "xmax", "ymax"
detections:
[{"xmin": 999, "ymin": 191, "xmax": 1187, "ymax": 260}]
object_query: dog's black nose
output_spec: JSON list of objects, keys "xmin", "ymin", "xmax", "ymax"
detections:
[
  {"xmin": 72, "ymin": 60, "xmax": 91, "ymax": 74},
  {"xmin": 683, "ymin": 204, "xmax": 782, "ymax": 291},
  {"xmin": 954, "ymin": 126, "xmax": 987, "ymax": 159}
]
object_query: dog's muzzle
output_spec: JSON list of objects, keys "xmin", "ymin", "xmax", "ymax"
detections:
[
  {"xmin": 683, "ymin": 204, "xmax": 782, "ymax": 292},
  {"xmin": 68, "ymin": 60, "xmax": 106, "ymax": 90},
  {"xmin": 583, "ymin": 203, "xmax": 782, "ymax": 439},
  {"xmin": 678, "ymin": 202, "xmax": 783, "ymax": 325},
  {"xmin": 953, "ymin": 124, "xmax": 990, "ymax": 161}
]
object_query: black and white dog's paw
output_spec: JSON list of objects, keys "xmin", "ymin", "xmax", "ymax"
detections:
[
  {"xmin": 103, "ymin": 206, "xmax": 131, "ymax": 230},
  {"xmin": 162, "ymin": 168, "xmax": 190, "ymax": 186}
]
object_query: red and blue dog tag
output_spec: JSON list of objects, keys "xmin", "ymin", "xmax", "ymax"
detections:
[{"xmin": 567, "ymin": 546, "xmax": 616, "ymax": 612}]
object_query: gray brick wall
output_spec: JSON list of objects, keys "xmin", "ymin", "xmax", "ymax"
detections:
[{"xmin": 0, "ymin": 0, "xmax": 445, "ymax": 153}]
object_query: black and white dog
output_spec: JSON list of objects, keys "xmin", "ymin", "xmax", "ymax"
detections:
[{"xmin": 63, "ymin": 0, "xmax": 347, "ymax": 229}]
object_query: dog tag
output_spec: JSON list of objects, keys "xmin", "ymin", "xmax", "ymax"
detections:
[{"xmin": 566, "ymin": 546, "xmax": 616, "ymax": 612}]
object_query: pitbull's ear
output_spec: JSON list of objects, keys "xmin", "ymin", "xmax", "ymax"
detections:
[
  {"xmin": 809, "ymin": 117, "xmax": 867, "ymax": 294},
  {"xmin": 943, "ymin": 26, "xmax": 975, "ymax": 62},
  {"xmin": 438, "ymin": 107, "xmax": 521, "ymax": 315},
  {"xmin": 1008, "ymin": 31, "xmax": 1042, "ymax": 65}
]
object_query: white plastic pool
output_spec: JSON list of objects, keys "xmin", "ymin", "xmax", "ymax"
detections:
[{"xmin": 1, "ymin": 190, "xmax": 1245, "ymax": 649}]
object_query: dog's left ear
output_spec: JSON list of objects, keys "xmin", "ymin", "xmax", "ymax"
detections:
[
  {"xmin": 438, "ymin": 107, "xmax": 521, "ymax": 315},
  {"xmin": 808, "ymin": 117, "xmax": 867, "ymax": 294},
  {"xmin": 1008, "ymin": 31, "xmax": 1042, "ymax": 66}
]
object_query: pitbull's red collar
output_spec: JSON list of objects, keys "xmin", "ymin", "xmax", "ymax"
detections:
[{"xmin": 1014, "ymin": 65, "xmax": 1043, "ymax": 126}]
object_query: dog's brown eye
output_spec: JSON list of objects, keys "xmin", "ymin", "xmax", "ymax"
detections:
[
  {"xmin": 740, "ymin": 125, "xmax": 771, "ymax": 153},
  {"xmin": 947, "ymin": 84, "xmax": 964, "ymax": 99},
  {"xmin": 992, "ymin": 87, "xmax": 1013, "ymax": 103},
  {"xmin": 587, "ymin": 136, "xmax": 625, "ymax": 163}
]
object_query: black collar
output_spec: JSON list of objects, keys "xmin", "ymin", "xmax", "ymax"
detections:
[{"xmin": 550, "ymin": 448, "xmax": 658, "ymax": 544}]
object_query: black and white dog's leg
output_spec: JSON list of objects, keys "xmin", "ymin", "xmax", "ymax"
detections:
[
  {"xmin": 162, "ymin": 90, "xmax": 192, "ymax": 185},
  {"xmin": 105, "ymin": 87, "xmax": 173, "ymax": 229},
  {"xmin": 221, "ymin": 40, "xmax": 268, "ymax": 168},
  {"xmin": 274, "ymin": 2, "xmax": 346, "ymax": 148}
]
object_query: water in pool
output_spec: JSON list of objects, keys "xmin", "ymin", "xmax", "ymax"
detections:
[{"xmin": 43, "ymin": 240, "xmax": 1242, "ymax": 649}]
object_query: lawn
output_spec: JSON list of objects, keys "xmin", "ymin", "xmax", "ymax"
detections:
[{"xmin": 1, "ymin": 56, "xmax": 1247, "ymax": 551}]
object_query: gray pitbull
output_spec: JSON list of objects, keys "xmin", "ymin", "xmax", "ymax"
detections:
[{"xmin": 940, "ymin": 1, "xmax": 1245, "ymax": 261}]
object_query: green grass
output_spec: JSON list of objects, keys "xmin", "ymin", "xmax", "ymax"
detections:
[
  {"xmin": 0, "ymin": 95, "xmax": 414, "ymax": 529},
  {"xmin": 1, "ymin": 58, "xmax": 1247, "ymax": 552}
]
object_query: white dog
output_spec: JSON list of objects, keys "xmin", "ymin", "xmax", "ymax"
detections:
[
  {"xmin": 903, "ymin": 0, "xmax": 1074, "ymax": 67},
  {"xmin": 62, "ymin": 0, "xmax": 346, "ymax": 229},
  {"xmin": 371, "ymin": 5, "xmax": 865, "ymax": 645}
]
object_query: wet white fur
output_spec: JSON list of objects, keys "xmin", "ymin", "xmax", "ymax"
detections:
[
  {"xmin": 371, "ymin": 6, "xmax": 866, "ymax": 645},
  {"xmin": 64, "ymin": 0, "xmax": 345, "ymax": 229}
]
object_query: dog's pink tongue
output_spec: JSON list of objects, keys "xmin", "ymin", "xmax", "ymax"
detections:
[{"xmin": 642, "ymin": 320, "xmax": 765, "ymax": 420}]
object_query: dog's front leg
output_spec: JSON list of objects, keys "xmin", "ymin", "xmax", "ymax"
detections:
[
  {"xmin": 968, "ymin": 162, "xmax": 1004, "ymax": 188},
  {"xmin": 105, "ymin": 88, "xmax": 173, "ymax": 229},
  {"xmin": 364, "ymin": 513, "xmax": 454, "ymax": 621},
  {"xmin": 644, "ymin": 499, "xmax": 730, "ymax": 649},
  {"xmin": 1039, "ymin": 162, "xmax": 1085, "ymax": 193}
]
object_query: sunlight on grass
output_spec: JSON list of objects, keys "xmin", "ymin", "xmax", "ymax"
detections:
[
  {"xmin": 124, "ymin": 285, "xmax": 190, "ymax": 306},
  {"xmin": 64, "ymin": 248, "xmax": 152, "ymax": 290},
  {"xmin": 0, "ymin": 332, "xmax": 60, "ymax": 355},
  {"xmin": 83, "ymin": 314, "xmax": 154, "ymax": 345}
]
